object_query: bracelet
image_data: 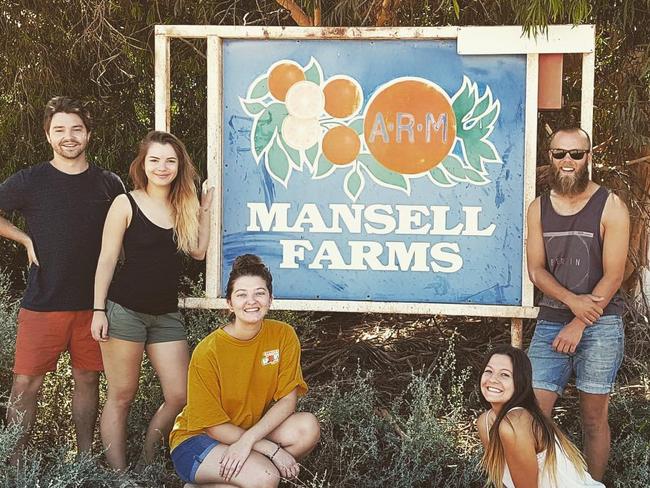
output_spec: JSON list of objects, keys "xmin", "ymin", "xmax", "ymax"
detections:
[
  {"xmin": 269, "ymin": 444, "xmax": 281, "ymax": 460},
  {"xmin": 92, "ymin": 308, "xmax": 107, "ymax": 312}
]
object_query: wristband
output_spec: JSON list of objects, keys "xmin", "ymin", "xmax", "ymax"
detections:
[
  {"xmin": 93, "ymin": 308, "xmax": 107, "ymax": 312},
  {"xmin": 269, "ymin": 444, "xmax": 281, "ymax": 460}
]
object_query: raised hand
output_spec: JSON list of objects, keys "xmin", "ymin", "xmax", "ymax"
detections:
[{"xmin": 200, "ymin": 180, "xmax": 215, "ymax": 212}]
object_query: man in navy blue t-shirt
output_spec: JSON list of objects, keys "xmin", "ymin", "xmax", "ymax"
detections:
[{"xmin": 0, "ymin": 97, "xmax": 124, "ymax": 461}]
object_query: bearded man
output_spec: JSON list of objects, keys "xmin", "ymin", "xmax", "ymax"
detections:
[
  {"xmin": 525, "ymin": 127, "xmax": 629, "ymax": 481},
  {"xmin": 0, "ymin": 97, "xmax": 124, "ymax": 462}
]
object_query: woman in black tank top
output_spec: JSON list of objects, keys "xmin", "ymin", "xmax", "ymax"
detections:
[{"xmin": 91, "ymin": 131, "xmax": 213, "ymax": 471}]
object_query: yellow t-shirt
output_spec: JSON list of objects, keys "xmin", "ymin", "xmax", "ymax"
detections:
[{"xmin": 169, "ymin": 319, "xmax": 308, "ymax": 451}]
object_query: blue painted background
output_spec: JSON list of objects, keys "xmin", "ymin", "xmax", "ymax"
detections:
[{"xmin": 221, "ymin": 39, "xmax": 526, "ymax": 305}]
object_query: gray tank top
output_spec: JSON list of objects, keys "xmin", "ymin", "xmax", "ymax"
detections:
[{"xmin": 538, "ymin": 186, "xmax": 624, "ymax": 321}]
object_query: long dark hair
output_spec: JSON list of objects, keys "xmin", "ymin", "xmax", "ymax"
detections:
[{"xmin": 478, "ymin": 345, "xmax": 587, "ymax": 487}]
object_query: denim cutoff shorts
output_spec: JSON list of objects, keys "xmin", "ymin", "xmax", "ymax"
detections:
[
  {"xmin": 171, "ymin": 434, "xmax": 220, "ymax": 483},
  {"xmin": 528, "ymin": 315, "xmax": 624, "ymax": 395}
]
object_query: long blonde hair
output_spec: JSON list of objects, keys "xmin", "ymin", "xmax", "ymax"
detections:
[
  {"xmin": 129, "ymin": 131, "xmax": 200, "ymax": 254},
  {"xmin": 479, "ymin": 345, "xmax": 588, "ymax": 488}
]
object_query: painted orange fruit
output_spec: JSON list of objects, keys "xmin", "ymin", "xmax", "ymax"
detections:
[
  {"xmin": 322, "ymin": 126, "xmax": 360, "ymax": 165},
  {"xmin": 363, "ymin": 78, "xmax": 457, "ymax": 174},
  {"xmin": 268, "ymin": 62, "xmax": 305, "ymax": 101},
  {"xmin": 323, "ymin": 77, "xmax": 362, "ymax": 118}
]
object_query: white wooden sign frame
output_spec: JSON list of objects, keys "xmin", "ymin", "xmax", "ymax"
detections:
[{"xmin": 154, "ymin": 24, "xmax": 596, "ymax": 343}]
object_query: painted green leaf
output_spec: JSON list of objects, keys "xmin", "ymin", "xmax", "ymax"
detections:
[
  {"xmin": 477, "ymin": 140, "xmax": 499, "ymax": 162},
  {"xmin": 349, "ymin": 118, "xmax": 364, "ymax": 135},
  {"xmin": 465, "ymin": 167, "xmax": 489, "ymax": 184},
  {"xmin": 304, "ymin": 58, "xmax": 322, "ymax": 85},
  {"xmin": 266, "ymin": 137, "xmax": 290, "ymax": 184},
  {"xmin": 304, "ymin": 143, "xmax": 319, "ymax": 168},
  {"xmin": 475, "ymin": 103, "xmax": 499, "ymax": 133},
  {"xmin": 357, "ymin": 154, "xmax": 408, "ymax": 192},
  {"xmin": 249, "ymin": 76, "xmax": 269, "ymax": 99},
  {"xmin": 278, "ymin": 134, "xmax": 302, "ymax": 170},
  {"xmin": 463, "ymin": 143, "xmax": 484, "ymax": 172},
  {"xmin": 440, "ymin": 154, "xmax": 467, "ymax": 180},
  {"xmin": 345, "ymin": 169, "xmax": 363, "ymax": 200},
  {"xmin": 314, "ymin": 154, "xmax": 334, "ymax": 178},
  {"xmin": 452, "ymin": 80, "xmax": 474, "ymax": 121},
  {"xmin": 470, "ymin": 93, "xmax": 491, "ymax": 120},
  {"xmin": 252, "ymin": 103, "xmax": 288, "ymax": 160},
  {"xmin": 240, "ymin": 100, "xmax": 265, "ymax": 115},
  {"xmin": 429, "ymin": 167, "xmax": 455, "ymax": 186}
]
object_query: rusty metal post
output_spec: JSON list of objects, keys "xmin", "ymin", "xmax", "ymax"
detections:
[{"xmin": 511, "ymin": 318, "xmax": 523, "ymax": 348}]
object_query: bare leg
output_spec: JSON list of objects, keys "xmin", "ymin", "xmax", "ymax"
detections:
[
  {"xmin": 142, "ymin": 340, "xmax": 190, "ymax": 463},
  {"xmin": 193, "ymin": 444, "xmax": 279, "ymax": 488},
  {"xmin": 7, "ymin": 374, "xmax": 45, "ymax": 465},
  {"xmin": 267, "ymin": 412, "xmax": 321, "ymax": 459},
  {"xmin": 579, "ymin": 392, "xmax": 610, "ymax": 481},
  {"xmin": 100, "ymin": 338, "xmax": 145, "ymax": 470},
  {"xmin": 71, "ymin": 368, "xmax": 100, "ymax": 454},
  {"xmin": 533, "ymin": 388, "xmax": 559, "ymax": 417}
]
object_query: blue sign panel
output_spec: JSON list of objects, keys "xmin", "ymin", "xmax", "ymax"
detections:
[{"xmin": 221, "ymin": 39, "xmax": 526, "ymax": 305}]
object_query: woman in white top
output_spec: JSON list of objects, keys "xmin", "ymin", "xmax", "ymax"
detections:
[{"xmin": 477, "ymin": 345, "xmax": 604, "ymax": 488}]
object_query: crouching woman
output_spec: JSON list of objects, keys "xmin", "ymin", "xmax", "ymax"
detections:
[
  {"xmin": 477, "ymin": 345, "xmax": 603, "ymax": 488},
  {"xmin": 170, "ymin": 254, "xmax": 320, "ymax": 488}
]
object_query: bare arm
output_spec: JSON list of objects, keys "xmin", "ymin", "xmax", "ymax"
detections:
[
  {"xmin": 499, "ymin": 412, "xmax": 539, "ymax": 488},
  {"xmin": 476, "ymin": 411, "xmax": 489, "ymax": 449},
  {"xmin": 189, "ymin": 182, "xmax": 214, "ymax": 261},
  {"xmin": 590, "ymin": 193, "xmax": 629, "ymax": 306},
  {"xmin": 0, "ymin": 213, "xmax": 39, "ymax": 266},
  {"xmin": 526, "ymin": 198, "xmax": 603, "ymax": 325},
  {"xmin": 206, "ymin": 389, "xmax": 299, "ymax": 480},
  {"xmin": 90, "ymin": 195, "xmax": 131, "ymax": 341}
]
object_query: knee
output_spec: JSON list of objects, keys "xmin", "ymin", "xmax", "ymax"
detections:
[
  {"xmin": 295, "ymin": 412, "xmax": 321, "ymax": 448},
  {"xmin": 11, "ymin": 375, "xmax": 44, "ymax": 398},
  {"xmin": 251, "ymin": 469, "xmax": 279, "ymax": 488},
  {"xmin": 582, "ymin": 413, "xmax": 609, "ymax": 435},
  {"xmin": 106, "ymin": 385, "xmax": 138, "ymax": 408},
  {"xmin": 164, "ymin": 389, "xmax": 187, "ymax": 411},
  {"xmin": 72, "ymin": 369, "xmax": 100, "ymax": 389}
]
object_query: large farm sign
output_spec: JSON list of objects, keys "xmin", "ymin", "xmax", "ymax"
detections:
[{"xmin": 154, "ymin": 25, "xmax": 596, "ymax": 318}]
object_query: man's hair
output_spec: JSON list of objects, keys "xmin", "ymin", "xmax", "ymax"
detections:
[
  {"xmin": 43, "ymin": 96, "xmax": 93, "ymax": 133},
  {"xmin": 546, "ymin": 127, "xmax": 592, "ymax": 149}
]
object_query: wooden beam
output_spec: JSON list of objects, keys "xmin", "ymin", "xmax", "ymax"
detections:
[
  {"xmin": 179, "ymin": 297, "xmax": 540, "ymax": 318},
  {"xmin": 458, "ymin": 25, "xmax": 595, "ymax": 54},
  {"xmin": 154, "ymin": 25, "xmax": 459, "ymax": 39},
  {"xmin": 206, "ymin": 35, "xmax": 223, "ymax": 298},
  {"xmin": 154, "ymin": 34, "xmax": 170, "ymax": 131}
]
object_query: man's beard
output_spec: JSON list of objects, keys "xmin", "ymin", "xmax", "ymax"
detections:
[{"xmin": 548, "ymin": 163, "xmax": 589, "ymax": 196}]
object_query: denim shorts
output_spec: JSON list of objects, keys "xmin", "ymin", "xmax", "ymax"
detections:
[
  {"xmin": 528, "ymin": 315, "xmax": 624, "ymax": 395},
  {"xmin": 171, "ymin": 434, "xmax": 220, "ymax": 483}
]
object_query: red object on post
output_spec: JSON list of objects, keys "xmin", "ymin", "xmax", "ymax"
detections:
[{"xmin": 538, "ymin": 54, "xmax": 564, "ymax": 110}]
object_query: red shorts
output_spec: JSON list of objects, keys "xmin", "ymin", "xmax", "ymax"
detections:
[{"xmin": 13, "ymin": 308, "xmax": 104, "ymax": 375}]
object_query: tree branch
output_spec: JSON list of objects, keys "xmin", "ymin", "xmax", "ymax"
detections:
[
  {"xmin": 275, "ymin": 0, "xmax": 313, "ymax": 26},
  {"xmin": 376, "ymin": 0, "xmax": 401, "ymax": 27}
]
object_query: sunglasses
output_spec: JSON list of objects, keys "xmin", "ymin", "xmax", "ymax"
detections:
[{"xmin": 549, "ymin": 149, "xmax": 590, "ymax": 160}]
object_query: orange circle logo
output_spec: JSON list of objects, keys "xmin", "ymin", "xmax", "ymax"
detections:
[
  {"xmin": 363, "ymin": 78, "xmax": 456, "ymax": 174},
  {"xmin": 323, "ymin": 77, "xmax": 362, "ymax": 119},
  {"xmin": 322, "ymin": 126, "xmax": 361, "ymax": 165},
  {"xmin": 268, "ymin": 62, "xmax": 305, "ymax": 101}
]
